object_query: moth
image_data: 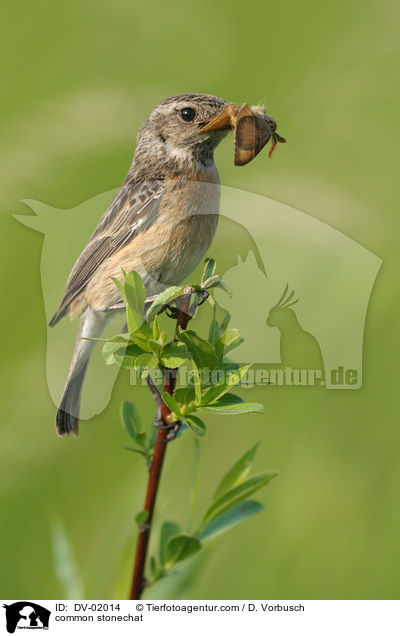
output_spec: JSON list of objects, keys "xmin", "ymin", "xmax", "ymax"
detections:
[{"xmin": 200, "ymin": 102, "xmax": 286, "ymax": 166}]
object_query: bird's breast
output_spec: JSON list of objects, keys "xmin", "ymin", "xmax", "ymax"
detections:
[
  {"xmin": 85, "ymin": 164, "xmax": 221, "ymax": 308},
  {"xmin": 143, "ymin": 165, "xmax": 221, "ymax": 286}
]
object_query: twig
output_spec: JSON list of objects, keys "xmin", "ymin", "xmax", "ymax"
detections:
[{"xmin": 129, "ymin": 287, "xmax": 194, "ymax": 599}]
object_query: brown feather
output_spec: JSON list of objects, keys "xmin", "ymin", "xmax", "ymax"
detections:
[{"xmin": 49, "ymin": 182, "xmax": 164, "ymax": 325}]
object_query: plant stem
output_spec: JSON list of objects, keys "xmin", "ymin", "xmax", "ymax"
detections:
[{"xmin": 129, "ymin": 287, "xmax": 193, "ymax": 600}]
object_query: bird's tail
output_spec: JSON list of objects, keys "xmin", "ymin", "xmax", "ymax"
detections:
[
  {"xmin": 56, "ymin": 360, "xmax": 89, "ymax": 436},
  {"xmin": 55, "ymin": 308, "xmax": 108, "ymax": 437}
]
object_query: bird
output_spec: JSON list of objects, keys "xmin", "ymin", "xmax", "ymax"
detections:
[{"xmin": 50, "ymin": 93, "xmax": 241, "ymax": 437}]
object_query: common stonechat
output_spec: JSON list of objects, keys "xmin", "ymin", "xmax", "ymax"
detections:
[{"xmin": 50, "ymin": 93, "xmax": 281, "ymax": 437}]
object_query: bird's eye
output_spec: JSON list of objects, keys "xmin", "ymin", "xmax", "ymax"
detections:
[{"xmin": 180, "ymin": 107, "xmax": 196, "ymax": 122}]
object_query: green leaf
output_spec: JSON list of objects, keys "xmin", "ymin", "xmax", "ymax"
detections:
[
  {"xmin": 173, "ymin": 386, "xmax": 196, "ymax": 417},
  {"xmin": 219, "ymin": 312, "xmax": 230, "ymax": 337},
  {"xmin": 149, "ymin": 556, "xmax": 161, "ymax": 581},
  {"xmin": 140, "ymin": 321, "xmax": 154, "ymax": 339},
  {"xmin": 121, "ymin": 400, "xmax": 142, "ymax": 440},
  {"xmin": 213, "ymin": 444, "xmax": 259, "ymax": 501},
  {"xmin": 201, "ymin": 257, "xmax": 216, "ymax": 285},
  {"xmin": 135, "ymin": 432, "xmax": 147, "ymax": 449},
  {"xmin": 208, "ymin": 311, "xmax": 219, "ymax": 346},
  {"xmin": 127, "ymin": 305, "xmax": 146, "ymax": 336},
  {"xmin": 162, "ymin": 392, "xmax": 183, "ymax": 418},
  {"xmin": 124, "ymin": 344, "xmax": 150, "ymax": 367},
  {"xmin": 121, "ymin": 402, "xmax": 149, "ymax": 455},
  {"xmin": 148, "ymin": 339, "xmax": 162, "ymax": 354},
  {"xmin": 203, "ymin": 473, "xmax": 278, "ymax": 524},
  {"xmin": 107, "ymin": 344, "xmax": 148, "ymax": 369},
  {"xmin": 124, "ymin": 270, "xmax": 146, "ymax": 313},
  {"xmin": 202, "ymin": 274, "xmax": 220, "ymax": 289},
  {"xmin": 102, "ymin": 336, "xmax": 128, "ymax": 365},
  {"xmin": 135, "ymin": 510, "xmax": 149, "ymax": 526},
  {"xmin": 184, "ymin": 415, "xmax": 206, "ymax": 437},
  {"xmin": 201, "ymin": 364, "xmax": 252, "ymax": 405},
  {"xmin": 207, "ymin": 393, "xmax": 243, "ymax": 405},
  {"xmin": 147, "ymin": 286, "xmax": 186, "ymax": 322},
  {"xmin": 173, "ymin": 386, "xmax": 195, "ymax": 407},
  {"xmin": 134, "ymin": 353, "xmax": 158, "ymax": 377},
  {"xmin": 189, "ymin": 357, "xmax": 202, "ymax": 405},
  {"xmin": 132, "ymin": 332, "xmax": 153, "ymax": 352},
  {"xmin": 153, "ymin": 315, "xmax": 160, "ymax": 340},
  {"xmin": 102, "ymin": 336, "xmax": 145, "ymax": 367},
  {"xmin": 159, "ymin": 521, "xmax": 181, "ymax": 566},
  {"xmin": 218, "ymin": 328, "xmax": 244, "ymax": 355},
  {"xmin": 197, "ymin": 500, "xmax": 264, "ymax": 541},
  {"xmin": 112, "ymin": 276, "xmax": 126, "ymax": 301},
  {"xmin": 177, "ymin": 330, "xmax": 217, "ymax": 369},
  {"xmin": 200, "ymin": 401, "xmax": 264, "ymax": 415},
  {"xmin": 165, "ymin": 534, "xmax": 202, "ymax": 565},
  {"xmin": 148, "ymin": 424, "xmax": 158, "ymax": 452},
  {"xmin": 160, "ymin": 341, "xmax": 189, "ymax": 368},
  {"xmin": 221, "ymin": 361, "xmax": 239, "ymax": 372}
]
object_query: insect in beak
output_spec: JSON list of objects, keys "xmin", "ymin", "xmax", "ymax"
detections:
[
  {"xmin": 267, "ymin": 132, "xmax": 287, "ymax": 158},
  {"xmin": 199, "ymin": 102, "xmax": 286, "ymax": 165}
]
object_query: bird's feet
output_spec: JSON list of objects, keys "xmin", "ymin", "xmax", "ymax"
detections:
[
  {"xmin": 165, "ymin": 305, "xmax": 180, "ymax": 320},
  {"xmin": 165, "ymin": 289, "xmax": 209, "ymax": 320},
  {"xmin": 197, "ymin": 289, "xmax": 209, "ymax": 306},
  {"xmin": 152, "ymin": 413, "xmax": 181, "ymax": 441}
]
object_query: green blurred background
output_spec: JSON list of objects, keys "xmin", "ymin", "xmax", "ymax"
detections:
[{"xmin": 1, "ymin": 0, "xmax": 399, "ymax": 600}]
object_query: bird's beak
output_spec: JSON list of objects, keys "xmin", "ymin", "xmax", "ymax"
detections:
[{"xmin": 198, "ymin": 102, "xmax": 241, "ymax": 132}]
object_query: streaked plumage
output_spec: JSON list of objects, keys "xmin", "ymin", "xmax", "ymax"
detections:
[{"xmin": 51, "ymin": 93, "xmax": 230, "ymax": 437}]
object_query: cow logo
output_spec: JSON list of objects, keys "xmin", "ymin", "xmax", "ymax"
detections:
[{"xmin": 2, "ymin": 602, "xmax": 50, "ymax": 633}]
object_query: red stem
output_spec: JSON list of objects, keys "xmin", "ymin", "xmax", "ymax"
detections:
[{"xmin": 129, "ymin": 288, "xmax": 192, "ymax": 600}]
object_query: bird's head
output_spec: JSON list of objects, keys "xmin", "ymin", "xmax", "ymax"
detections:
[
  {"xmin": 134, "ymin": 93, "xmax": 231, "ymax": 168},
  {"xmin": 132, "ymin": 93, "xmax": 286, "ymax": 175}
]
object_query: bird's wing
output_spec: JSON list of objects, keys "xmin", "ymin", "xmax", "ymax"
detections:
[{"xmin": 49, "ymin": 179, "xmax": 165, "ymax": 325}]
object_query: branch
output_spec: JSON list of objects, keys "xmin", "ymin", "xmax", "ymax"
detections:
[{"xmin": 129, "ymin": 286, "xmax": 194, "ymax": 599}]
